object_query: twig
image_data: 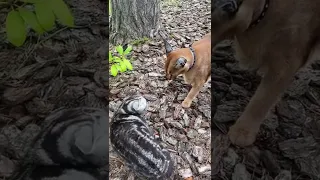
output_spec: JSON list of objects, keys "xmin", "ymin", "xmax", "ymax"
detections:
[{"xmin": 18, "ymin": 26, "xmax": 69, "ymax": 70}]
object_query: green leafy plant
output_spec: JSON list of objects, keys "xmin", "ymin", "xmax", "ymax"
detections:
[
  {"xmin": 109, "ymin": 45, "xmax": 133, "ymax": 77},
  {"xmin": 3, "ymin": 0, "xmax": 74, "ymax": 47}
]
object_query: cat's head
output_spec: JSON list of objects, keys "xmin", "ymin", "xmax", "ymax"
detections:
[
  {"xmin": 159, "ymin": 33, "xmax": 193, "ymax": 80},
  {"xmin": 118, "ymin": 95, "xmax": 148, "ymax": 115}
]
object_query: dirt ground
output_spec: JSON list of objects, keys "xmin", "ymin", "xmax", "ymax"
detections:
[
  {"xmin": 212, "ymin": 41, "xmax": 320, "ymax": 180},
  {"xmin": 109, "ymin": 0, "xmax": 211, "ymax": 179},
  {"xmin": 0, "ymin": 0, "xmax": 108, "ymax": 178}
]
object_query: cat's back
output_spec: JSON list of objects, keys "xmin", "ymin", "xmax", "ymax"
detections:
[
  {"xmin": 110, "ymin": 114, "xmax": 149, "ymax": 144},
  {"xmin": 110, "ymin": 114, "xmax": 175, "ymax": 179}
]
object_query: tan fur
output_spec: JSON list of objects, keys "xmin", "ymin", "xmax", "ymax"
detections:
[
  {"xmin": 164, "ymin": 33, "xmax": 211, "ymax": 108},
  {"xmin": 213, "ymin": 0, "xmax": 320, "ymax": 147}
]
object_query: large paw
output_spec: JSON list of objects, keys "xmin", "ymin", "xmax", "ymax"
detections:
[
  {"xmin": 228, "ymin": 123, "xmax": 259, "ymax": 147},
  {"xmin": 181, "ymin": 99, "xmax": 192, "ymax": 108}
]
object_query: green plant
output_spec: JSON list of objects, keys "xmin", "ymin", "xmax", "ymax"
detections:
[
  {"xmin": 163, "ymin": 0, "xmax": 181, "ymax": 7},
  {"xmin": 3, "ymin": 0, "xmax": 74, "ymax": 47},
  {"xmin": 109, "ymin": 45, "xmax": 133, "ymax": 77},
  {"xmin": 131, "ymin": 37, "xmax": 150, "ymax": 45}
]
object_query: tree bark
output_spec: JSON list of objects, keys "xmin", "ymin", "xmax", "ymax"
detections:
[{"xmin": 110, "ymin": 0, "xmax": 160, "ymax": 45}]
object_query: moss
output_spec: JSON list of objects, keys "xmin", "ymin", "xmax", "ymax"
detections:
[
  {"xmin": 162, "ymin": 0, "xmax": 181, "ymax": 7},
  {"xmin": 131, "ymin": 37, "xmax": 150, "ymax": 45}
]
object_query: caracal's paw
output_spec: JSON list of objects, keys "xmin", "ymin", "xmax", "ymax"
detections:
[
  {"xmin": 181, "ymin": 99, "xmax": 192, "ymax": 108},
  {"xmin": 228, "ymin": 123, "xmax": 259, "ymax": 147}
]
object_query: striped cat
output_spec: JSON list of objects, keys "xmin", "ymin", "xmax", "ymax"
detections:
[
  {"xmin": 29, "ymin": 107, "xmax": 108, "ymax": 167},
  {"xmin": 110, "ymin": 95, "xmax": 175, "ymax": 179},
  {"xmin": 8, "ymin": 107, "xmax": 108, "ymax": 180}
]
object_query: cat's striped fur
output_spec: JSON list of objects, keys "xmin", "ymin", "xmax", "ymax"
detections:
[
  {"xmin": 8, "ymin": 107, "xmax": 108, "ymax": 180},
  {"xmin": 110, "ymin": 95, "xmax": 175, "ymax": 179},
  {"xmin": 29, "ymin": 107, "xmax": 108, "ymax": 167}
]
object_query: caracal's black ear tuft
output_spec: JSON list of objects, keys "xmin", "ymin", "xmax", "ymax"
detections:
[{"xmin": 159, "ymin": 31, "xmax": 173, "ymax": 55}]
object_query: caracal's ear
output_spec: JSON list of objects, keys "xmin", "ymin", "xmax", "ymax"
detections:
[
  {"xmin": 175, "ymin": 57, "xmax": 187, "ymax": 69},
  {"xmin": 213, "ymin": 0, "xmax": 240, "ymax": 16},
  {"xmin": 159, "ymin": 31, "xmax": 173, "ymax": 55}
]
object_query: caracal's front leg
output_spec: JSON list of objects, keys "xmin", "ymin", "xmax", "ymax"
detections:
[
  {"xmin": 228, "ymin": 61, "xmax": 301, "ymax": 147},
  {"xmin": 182, "ymin": 81, "xmax": 205, "ymax": 108}
]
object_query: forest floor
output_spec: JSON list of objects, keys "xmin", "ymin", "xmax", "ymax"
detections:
[
  {"xmin": 212, "ymin": 41, "xmax": 320, "ymax": 179},
  {"xmin": 109, "ymin": 0, "xmax": 211, "ymax": 179},
  {"xmin": 0, "ymin": 0, "xmax": 108, "ymax": 179}
]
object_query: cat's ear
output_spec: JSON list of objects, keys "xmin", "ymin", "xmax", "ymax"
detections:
[
  {"xmin": 175, "ymin": 57, "xmax": 187, "ymax": 68},
  {"xmin": 131, "ymin": 96, "xmax": 147, "ymax": 114},
  {"xmin": 222, "ymin": 1, "xmax": 238, "ymax": 14},
  {"xmin": 159, "ymin": 31, "xmax": 173, "ymax": 54},
  {"xmin": 214, "ymin": 0, "xmax": 239, "ymax": 15}
]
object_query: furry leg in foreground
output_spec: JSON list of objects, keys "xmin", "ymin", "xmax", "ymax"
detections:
[
  {"xmin": 211, "ymin": 0, "xmax": 320, "ymax": 147},
  {"xmin": 228, "ymin": 65, "xmax": 299, "ymax": 147}
]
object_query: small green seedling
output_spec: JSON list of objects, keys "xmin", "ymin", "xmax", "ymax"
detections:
[{"xmin": 109, "ymin": 45, "xmax": 133, "ymax": 77}]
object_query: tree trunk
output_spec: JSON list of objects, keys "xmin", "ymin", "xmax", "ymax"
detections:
[{"xmin": 110, "ymin": 0, "xmax": 160, "ymax": 45}]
